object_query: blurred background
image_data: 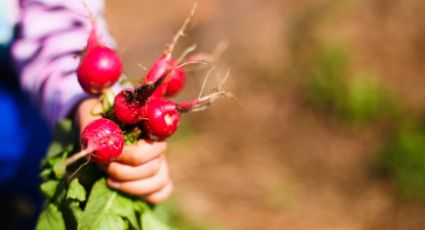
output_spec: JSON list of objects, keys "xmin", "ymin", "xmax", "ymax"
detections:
[{"xmin": 106, "ymin": 0, "xmax": 425, "ymax": 229}]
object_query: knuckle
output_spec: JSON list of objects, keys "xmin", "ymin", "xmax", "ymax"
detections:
[
  {"xmin": 167, "ymin": 181, "xmax": 173, "ymax": 191},
  {"xmin": 146, "ymin": 159, "xmax": 161, "ymax": 176},
  {"xmin": 157, "ymin": 174, "xmax": 170, "ymax": 188},
  {"xmin": 146, "ymin": 195, "xmax": 163, "ymax": 204},
  {"xmin": 147, "ymin": 184, "xmax": 173, "ymax": 204},
  {"xmin": 145, "ymin": 196, "xmax": 158, "ymax": 204},
  {"xmin": 130, "ymin": 153, "xmax": 145, "ymax": 166},
  {"xmin": 107, "ymin": 164, "xmax": 119, "ymax": 177},
  {"xmin": 120, "ymin": 184, "xmax": 138, "ymax": 196}
]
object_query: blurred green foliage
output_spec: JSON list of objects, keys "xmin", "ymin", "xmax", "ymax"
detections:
[
  {"xmin": 306, "ymin": 44, "xmax": 397, "ymax": 124},
  {"xmin": 378, "ymin": 123, "xmax": 425, "ymax": 199},
  {"xmin": 155, "ymin": 201, "xmax": 223, "ymax": 230},
  {"xmin": 343, "ymin": 74, "xmax": 395, "ymax": 123},
  {"xmin": 303, "ymin": 42, "xmax": 425, "ymax": 200},
  {"xmin": 307, "ymin": 44, "xmax": 347, "ymax": 112}
]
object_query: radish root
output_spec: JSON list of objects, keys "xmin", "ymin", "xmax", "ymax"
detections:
[{"xmin": 165, "ymin": 3, "xmax": 198, "ymax": 55}]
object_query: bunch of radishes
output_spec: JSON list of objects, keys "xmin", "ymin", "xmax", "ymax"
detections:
[{"xmin": 67, "ymin": 4, "xmax": 229, "ymax": 166}]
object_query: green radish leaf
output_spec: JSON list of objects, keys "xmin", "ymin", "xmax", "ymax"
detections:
[
  {"xmin": 41, "ymin": 119, "xmax": 75, "ymax": 180},
  {"xmin": 36, "ymin": 203, "xmax": 66, "ymax": 230},
  {"xmin": 142, "ymin": 209, "xmax": 171, "ymax": 230},
  {"xmin": 134, "ymin": 201, "xmax": 171, "ymax": 230},
  {"xmin": 80, "ymin": 215, "xmax": 126, "ymax": 230},
  {"xmin": 134, "ymin": 200, "xmax": 152, "ymax": 213},
  {"xmin": 40, "ymin": 168, "xmax": 53, "ymax": 179},
  {"xmin": 78, "ymin": 178, "xmax": 139, "ymax": 230},
  {"xmin": 40, "ymin": 180, "xmax": 60, "ymax": 199},
  {"xmin": 114, "ymin": 194, "xmax": 139, "ymax": 230},
  {"xmin": 134, "ymin": 200, "xmax": 148, "ymax": 214},
  {"xmin": 78, "ymin": 178, "xmax": 120, "ymax": 230},
  {"xmin": 68, "ymin": 201, "xmax": 82, "ymax": 223},
  {"xmin": 67, "ymin": 178, "xmax": 86, "ymax": 202},
  {"xmin": 124, "ymin": 128, "xmax": 142, "ymax": 145},
  {"xmin": 102, "ymin": 90, "xmax": 115, "ymax": 114},
  {"xmin": 51, "ymin": 156, "xmax": 66, "ymax": 179},
  {"xmin": 48, "ymin": 119, "xmax": 74, "ymax": 157},
  {"xmin": 47, "ymin": 142, "xmax": 64, "ymax": 158}
]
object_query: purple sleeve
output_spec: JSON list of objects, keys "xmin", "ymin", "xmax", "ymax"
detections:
[{"xmin": 12, "ymin": 0, "xmax": 116, "ymax": 129}]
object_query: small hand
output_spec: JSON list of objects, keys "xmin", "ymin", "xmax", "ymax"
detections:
[
  {"xmin": 106, "ymin": 140, "xmax": 173, "ymax": 203},
  {"xmin": 75, "ymin": 98, "xmax": 173, "ymax": 203}
]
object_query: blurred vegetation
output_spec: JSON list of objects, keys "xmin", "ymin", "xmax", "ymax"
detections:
[
  {"xmin": 306, "ymin": 44, "xmax": 398, "ymax": 124},
  {"xmin": 304, "ymin": 43, "xmax": 425, "ymax": 199},
  {"xmin": 378, "ymin": 123, "xmax": 425, "ymax": 199},
  {"xmin": 155, "ymin": 201, "xmax": 222, "ymax": 230}
]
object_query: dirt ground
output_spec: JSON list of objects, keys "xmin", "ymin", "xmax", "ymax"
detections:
[{"xmin": 106, "ymin": 0, "xmax": 425, "ymax": 229}]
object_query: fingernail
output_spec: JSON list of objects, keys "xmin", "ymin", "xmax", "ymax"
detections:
[{"xmin": 108, "ymin": 179, "xmax": 120, "ymax": 188}]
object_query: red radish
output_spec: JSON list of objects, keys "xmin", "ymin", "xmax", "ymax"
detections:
[
  {"xmin": 143, "ymin": 54, "xmax": 185, "ymax": 97},
  {"xmin": 143, "ymin": 54, "xmax": 173, "ymax": 84},
  {"xmin": 77, "ymin": 26, "xmax": 122, "ymax": 94},
  {"xmin": 80, "ymin": 118, "xmax": 124, "ymax": 164},
  {"xmin": 113, "ymin": 89, "xmax": 143, "ymax": 124},
  {"xmin": 142, "ymin": 54, "xmax": 173, "ymax": 97},
  {"xmin": 142, "ymin": 98, "xmax": 180, "ymax": 140},
  {"xmin": 164, "ymin": 63, "xmax": 185, "ymax": 96},
  {"xmin": 141, "ymin": 4, "xmax": 197, "ymax": 97},
  {"xmin": 113, "ymin": 76, "xmax": 170, "ymax": 124}
]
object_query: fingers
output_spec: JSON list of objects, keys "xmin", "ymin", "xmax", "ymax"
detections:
[
  {"xmin": 107, "ymin": 158, "xmax": 171, "ymax": 197},
  {"xmin": 106, "ymin": 139, "xmax": 172, "ymax": 203},
  {"xmin": 118, "ymin": 140, "xmax": 167, "ymax": 166},
  {"xmin": 106, "ymin": 156, "xmax": 162, "ymax": 181},
  {"xmin": 143, "ymin": 182, "xmax": 173, "ymax": 204}
]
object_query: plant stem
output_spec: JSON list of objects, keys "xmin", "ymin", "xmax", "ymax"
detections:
[{"xmin": 65, "ymin": 148, "xmax": 93, "ymax": 167}]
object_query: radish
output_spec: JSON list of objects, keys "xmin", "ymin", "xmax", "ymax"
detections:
[
  {"xmin": 112, "ymin": 74, "xmax": 170, "ymax": 124},
  {"xmin": 164, "ymin": 63, "xmax": 186, "ymax": 96},
  {"xmin": 113, "ymin": 89, "xmax": 143, "ymax": 124},
  {"xmin": 141, "ymin": 98, "xmax": 180, "ymax": 140},
  {"xmin": 142, "ymin": 4, "xmax": 197, "ymax": 97},
  {"xmin": 77, "ymin": 23, "xmax": 122, "ymax": 94},
  {"xmin": 143, "ymin": 54, "xmax": 185, "ymax": 97},
  {"xmin": 66, "ymin": 118, "xmax": 124, "ymax": 165},
  {"xmin": 141, "ymin": 91, "xmax": 229, "ymax": 140}
]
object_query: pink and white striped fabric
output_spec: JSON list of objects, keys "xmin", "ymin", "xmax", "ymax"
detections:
[{"xmin": 12, "ymin": 0, "xmax": 116, "ymax": 129}]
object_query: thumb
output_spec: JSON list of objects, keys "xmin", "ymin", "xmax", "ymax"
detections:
[{"xmin": 75, "ymin": 97, "xmax": 102, "ymax": 132}]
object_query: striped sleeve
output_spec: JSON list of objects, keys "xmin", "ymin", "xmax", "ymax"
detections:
[{"xmin": 12, "ymin": 0, "xmax": 116, "ymax": 129}]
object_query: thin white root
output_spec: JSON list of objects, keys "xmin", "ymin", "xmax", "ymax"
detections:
[
  {"xmin": 213, "ymin": 40, "xmax": 229, "ymax": 59},
  {"xmin": 187, "ymin": 40, "xmax": 229, "ymax": 63},
  {"xmin": 65, "ymin": 148, "xmax": 93, "ymax": 167},
  {"xmin": 165, "ymin": 3, "xmax": 198, "ymax": 55},
  {"xmin": 177, "ymin": 61, "xmax": 208, "ymax": 69},
  {"xmin": 218, "ymin": 68, "xmax": 231, "ymax": 91},
  {"xmin": 177, "ymin": 44, "xmax": 198, "ymax": 63},
  {"xmin": 182, "ymin": 91, "xmax": 234, "ymax": 113},
  {"xmin": 67, "ymin": 156, "xmax": 91, "ymax": 182},
  {"xmin": 198, "ymin": 66, "xmax": 216, "ymax": 98},
  {"xmin": 137, "ymin": 63, "xmax": 149, "ymax": 71}
]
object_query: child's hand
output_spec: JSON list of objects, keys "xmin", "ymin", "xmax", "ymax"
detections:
[
  {"xmin": 75, "ymin": 98, "xmax": 173, "ymax": 204},
  {"xmin": 106, "ymin": 140, "xmax": 172, "ymax": 203}
]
